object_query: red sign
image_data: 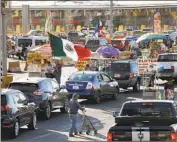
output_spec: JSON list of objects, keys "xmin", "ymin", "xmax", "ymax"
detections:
[
  {"xmin": 12, "ymin": 19, "xmax": 20, "ymax": 24},
  {"xmin": 51, "ymin": 19, "xmax": 60, "ymax": 25},
  {"xmin": 72, "ymin": 20, "xmax": 79, "ymax": 25},
  {"xmin": 32, "ymin": 19, "xmax": 39, "ymax": 24}
]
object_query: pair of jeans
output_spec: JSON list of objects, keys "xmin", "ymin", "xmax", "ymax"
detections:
[{"xmin": 69, "ymin": 114, "xmax": 78, "ymax": 135}]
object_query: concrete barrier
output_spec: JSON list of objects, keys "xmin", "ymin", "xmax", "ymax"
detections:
[{"xmin": 1, "ymin": 75, "xmax": 13, "ymax": 88}]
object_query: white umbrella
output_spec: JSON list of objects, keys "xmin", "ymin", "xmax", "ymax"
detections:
[{"xmin": 169, "ymin": 32, "xmax": 177, "ymax": 41}]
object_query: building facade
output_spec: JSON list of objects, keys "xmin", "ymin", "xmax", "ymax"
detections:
[{"xmin": 7, "ymin": 5, "xmax": 177, "ymax": 34}]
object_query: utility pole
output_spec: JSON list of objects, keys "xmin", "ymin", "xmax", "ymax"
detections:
[
  {"xmin": 0, "ymin": 0, "xmax": 2, "ymax": 91},
  {"xmin": 109, "ymin": 0, "xmax": 113, "ymax": 36},
  {"xmin": 1, "ymin": 0, "xmax": 7, "ymax": 75}
]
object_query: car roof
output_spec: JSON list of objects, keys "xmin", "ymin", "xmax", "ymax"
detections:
[
  {"xmin": 75, "ymin": 71, "xmax": 101, "ymax": 75},
  {"xmin": 158, "ymin": 53, "xmax": 177, "ymax": 55},
  {"xmin": 11, "ymin": 77, "xmax": 48, "ymax": 84},
  {"xmin": 1, "ymin": 89, "xmax": 20, "ymax": 95},
  {"xmin": 112, "ymin": 60, "xmax": 137, "ymax": 63},
  {"xmin": 125, "ymin": 100, "xmax": 174, "ymax": 104}
]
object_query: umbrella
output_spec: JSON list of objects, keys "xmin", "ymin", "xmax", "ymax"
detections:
[
  {"xmin": 136, "ymin": 33, "xmax": 167, "ymax": 43},
  {"xmin": 96, "ymin": 46, "xmax": 120, "ymax": 57},
  {"xmin": 123, "ymin": 36, "xmax": 138, "ymax": 41},
  {"xmin": 169, "ymin": 32, "xmax": 177, "ymax": 41}
]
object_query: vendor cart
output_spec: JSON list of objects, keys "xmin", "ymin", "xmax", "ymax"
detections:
[{"xmin": 142, "ymin": 64, "xmax": 163, "ymax": 100}]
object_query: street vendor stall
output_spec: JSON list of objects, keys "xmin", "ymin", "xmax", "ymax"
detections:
[{"xmin": 26, "ymin": 44, "xmax": 52, "ymax": 74}]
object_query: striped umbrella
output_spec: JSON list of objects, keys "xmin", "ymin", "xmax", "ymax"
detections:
[{"xmin": 136, "ymin": 33, "xmax": 167, "ymax": 43}]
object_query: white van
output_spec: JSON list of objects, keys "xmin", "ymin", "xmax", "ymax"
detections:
[
  {"xmin": 156, "ymin": 53, "xmax": 177, "ymax": 81},
  {"xmin": 16, "ymin": 36, "xmax": 48, "ymax": 51}
]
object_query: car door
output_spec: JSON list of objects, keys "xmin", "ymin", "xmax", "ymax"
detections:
[
  {"xmin": 101, "ymin": 73, "xmax": 114, "ymax": 95},
  {"xmin": 50, "ymin": 79, "xmax": 63, "ymax": 108},
  {"xmin": 97, "ymin": 74, "xmax": 106, "ymax": 95},
  {"xmin": 17, "ymin": 92, "xmax": 31, "ymax": 123},
  {"xmin": 12, "ymin": 92, "xmax": 27, "ymax": 125}
]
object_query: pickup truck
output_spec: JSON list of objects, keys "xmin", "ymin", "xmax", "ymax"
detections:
[
  {"xmin": 156, "ymin": 53, "xmax": 177, "ymax": 82},
  {"xmin": 107, "ymin": 100, "xmax": 177, "ymax": 141}
]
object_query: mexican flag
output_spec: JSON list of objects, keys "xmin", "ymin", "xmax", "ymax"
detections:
[{"xmin": 48, "ymin": 33, "xmax": 91, "ymax": 61}]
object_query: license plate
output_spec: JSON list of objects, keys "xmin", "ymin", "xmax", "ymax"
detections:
[
  {"xmin": 73, "ymin": 86, "xmax": 79, "ymax": 90},
  {"xmin": 132, "ymin": 127, "xmax": 150, "ymax": 141},
  {"xmin": 114, "ymin": 74, "xmax": 120, "ymax": 77}
]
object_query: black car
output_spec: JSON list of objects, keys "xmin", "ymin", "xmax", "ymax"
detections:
[
  {"xmin": 109, "ymin": 60, "xmax": 141, "ymax": 92},
  {"xmin": 9, "ymin": 77, "xmax": 69, "ymax": 120},
  {"xmin": 1, "ymin": 89, "xmax": 36, "ymax": 138}
]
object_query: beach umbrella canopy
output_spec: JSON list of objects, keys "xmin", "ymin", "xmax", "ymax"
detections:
[
  {"xmin": 169, "ymin": 32, "xmax": 177, "ymax": 41},
  {"xmin": 123, "ymin": 36, "xmax": 138, "ymax": 41},
  {"xmin": 136, "ymin": 33, "xmax": 167, "ymax": 43},
  {"xmin": 96, "ymin": 46, "xmax": 120, "ymax": 57}
]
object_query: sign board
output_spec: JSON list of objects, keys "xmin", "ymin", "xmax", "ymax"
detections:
[{"xmin": 138, "ymin": 59, "xmax": 157, "ymax": 75}]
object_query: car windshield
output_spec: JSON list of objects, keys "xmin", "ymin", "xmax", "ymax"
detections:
[
  {"xmin": 1, "ymin": 95, "xmax": 7, "ymax": 105},
  {"xmin": 157, "ymin": 54, "xmax": 177, "ymax": 62},
  {"xmin": 111, "ymin": 63, "xmax": 130, "ymax": 72},
  {"xmin": 121, "ymin": 103, "xmax": 173, "ymax": 117},
  {"xmin": 86, "ymin": 40, "xmax": 99, "ymax": 52},
  {"xmin": 9, "ymin": 83, "xmax": 38, "ymax": 92},
  {"xmin": 18, "ymin": 39, "xmax": 32, "ymax": 47},
  {"xmin": 70, "ymin": 74, "xmax": 95, "ymax": 81}
]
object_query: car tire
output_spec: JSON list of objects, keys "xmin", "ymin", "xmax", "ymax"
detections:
[
  {"xmin": 43, "ymin": 103, "xmax": 51, "ymax": 120},
  {"xmin": 112, "ymin": 87, "xmax": 119, "ymax": 100},
  {"xmin": 93, "ymin": 91, "xmax": 101, "ymax": 104},
  {"xmin": 133, "ymin": 80, "xmax": 140, "ymax": 92},
  {"xmin": 28, "ymin": 112, "xmax": 37, "ymax": 130},
  {"xmin": 60, "ymin": 99, "xmax": 69, "ymax": 113},
  {"xmin": 11, "ymin": 119, "xmax": 20, "ymax": 138}
]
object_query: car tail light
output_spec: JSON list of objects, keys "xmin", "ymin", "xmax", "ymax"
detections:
[
  {"xmin": 86, "ymin": 82, "xmax": 93, "ymax": 89},
  {"xmin": 170, "ymin": 131, "xmax": 177, "ymax": 141},
  {"xmin": 171, "ymin": 66, "xmax": 175, "ymax": 72},
  {"xmin": 33, "ymin": 91, "xmax": 43, "ymax": 96},
  {"xmin": 1, "ymin": 104, "xmax": 11, "ymax": 111},
  {"xmin": 107, "ymin": 132, "xmax": 113, "ymax": 142},
  {"xmin": 129, "ymin": 72, "xmax": 134, "ymax": 79}
]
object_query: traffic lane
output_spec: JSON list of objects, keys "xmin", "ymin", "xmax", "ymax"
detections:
[{"xmin": 2, "ymin": 90, "xmax": 143, "ymax": 142}]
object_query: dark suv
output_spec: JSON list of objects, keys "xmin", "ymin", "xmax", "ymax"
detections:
[
  {"xmin": 109, "ymin": 60, "xmax": 141, "ymax": 92},
  {"xmin": 1, "ymin": 89, "xmax": 36, "ymax": 138},
  {"xmin": 9, "ymin": 77, "xmax": 69, "ymax": 120}
]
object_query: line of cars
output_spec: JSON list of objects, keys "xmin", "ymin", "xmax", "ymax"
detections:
[
  {"xmin": 1, "ymin": 71, "xmax": 121, "ymax": 138},
  {"xmin": 1, "ymin": 77, "xmax": 69, "ymax": 138}
]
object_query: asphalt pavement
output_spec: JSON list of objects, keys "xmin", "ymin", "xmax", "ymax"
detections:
[{"xmin": 1, "ymin": 58, "xmax": 173, "ymax": 142}]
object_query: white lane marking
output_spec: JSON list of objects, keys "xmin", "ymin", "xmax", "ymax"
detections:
[
  {"xmin": 29, "ymin": 119, "xmax": 104, "ymax": 141},
  {"xmin": 29, "ymin": 133, "xmax": 52, "ymax": 141}
]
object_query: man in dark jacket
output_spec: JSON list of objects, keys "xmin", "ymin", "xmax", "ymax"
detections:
[{"xmin": 69, "ymin": 93, "xmax": 85, "ymax": 137}]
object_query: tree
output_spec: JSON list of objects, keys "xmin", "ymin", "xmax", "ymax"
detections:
[{"xmin": 65, "ymin": 14, "xmax": 74, "ymax": 33}]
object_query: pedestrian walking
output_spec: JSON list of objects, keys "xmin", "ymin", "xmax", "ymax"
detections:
[
  {"xmin": 69, "ymin": 93, "xmax": 85, "ymax": 137},
  {"xmin": 53, "ymin": 60, "xmax": 63, "ymax": 86}
]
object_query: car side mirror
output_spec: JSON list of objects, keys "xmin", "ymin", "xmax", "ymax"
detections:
[
  {"xmin": 60, "ymin": 85, "xmax": 66, "ymax": 89},
  {"xmin": 113, "ymin": 111, "xmax": 119, "ymax": 117}
]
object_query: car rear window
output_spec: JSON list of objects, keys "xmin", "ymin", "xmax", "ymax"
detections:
[
  {"xmin": 70, "ymin": 74, "xmax": 95, "ymax": 81},
  {"xmin": 68, "ymin": 32, "xmax": 78, "ymax": 37},
  {"xmin": 1, "ymin": 95, "xmax": 7, "ymax": 105},
  {"xmin": 86, "ymin": 40, "xmax": 99, "ymax": 52},
  {"xmin": 9, "ymin": 83, "xmax": 38, "ymax": 92},
  {"xmin": 121, "ymin": 103, "xmax": 174, "ymax": 117},
  {"xmin": 157, "ymin": 54, "xmax": 177, "ymax": 62},
  {"xmin": 111, "ymin": 63, "xmax": 130, "ymax": 72}
]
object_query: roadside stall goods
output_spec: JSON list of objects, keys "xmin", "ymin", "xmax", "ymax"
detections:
[
  {"xmin": 119, "ymin": 51, "xmax": 131, "ymax": 60},
  {"xmin": 75, "ymin": 60, "xmax": 88, "ymax": 71}
]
